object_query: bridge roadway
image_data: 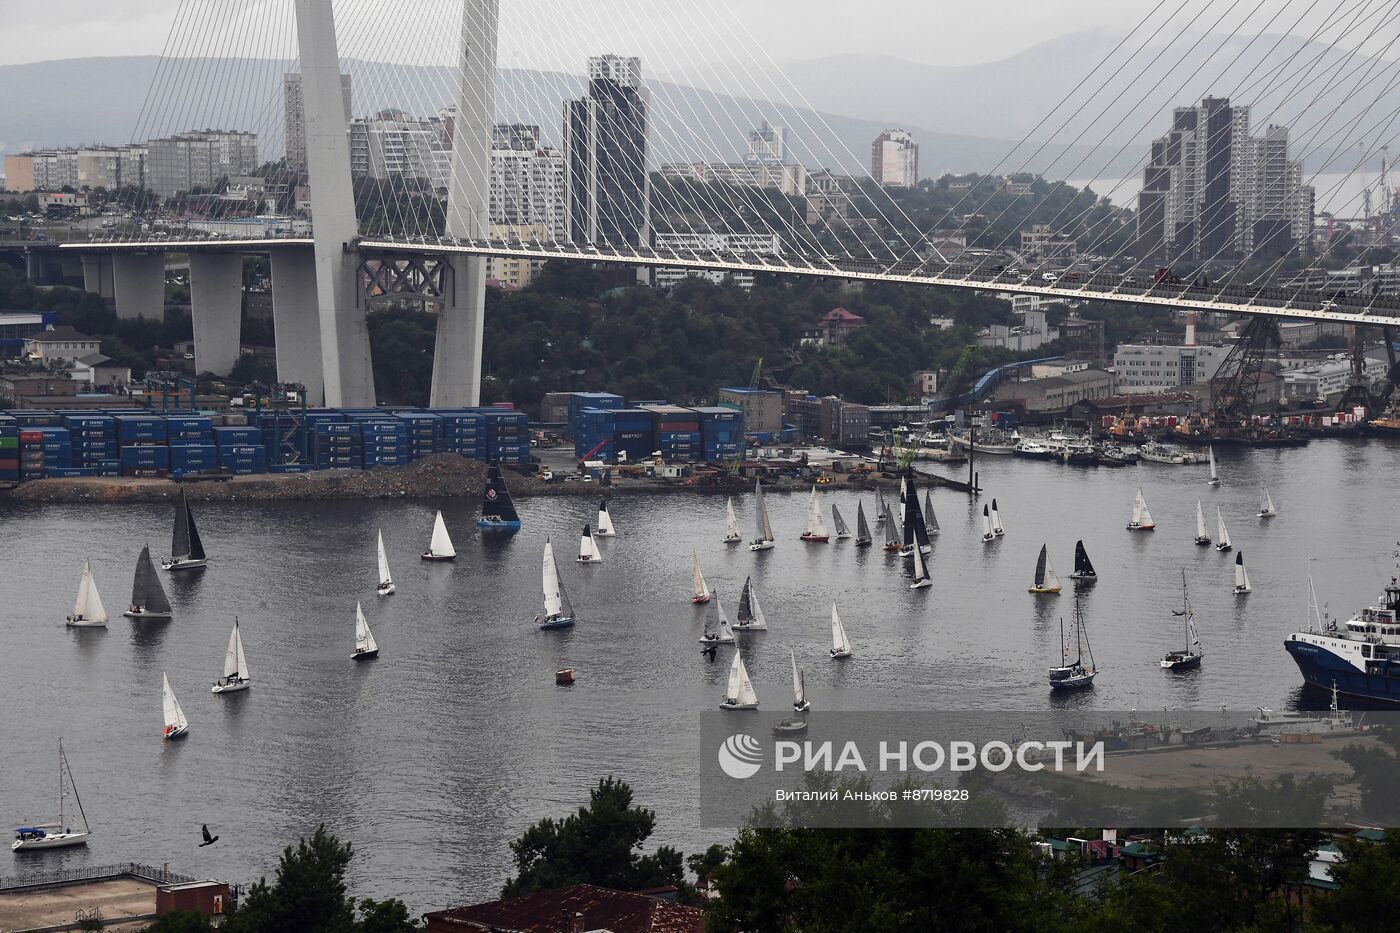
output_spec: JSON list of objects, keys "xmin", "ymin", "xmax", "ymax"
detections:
[{"xmin": 55, "ymin": 236, "xmax": 1400, "ymax": 328}]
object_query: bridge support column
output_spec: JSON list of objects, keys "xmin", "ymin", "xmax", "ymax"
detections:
[
  {"xmin": 111, "ymin": 253, "xmax": 165, "ymax": 321},
  {"xmin": 188, "ymin": 253, "xmax": 243, "ymax": 377},
  {"xmin": 270, "ymin": 248, "xmax": 325, "ymax": 406},
  {"xmin": 81, "ymin": 253, "xmax": 115, "ymax": 300},
  {"xmin": 431, "ymin": 255, "xmax": 487, "ymax": 407}
]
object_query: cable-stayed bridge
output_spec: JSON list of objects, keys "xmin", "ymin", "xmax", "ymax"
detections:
[{"xmin": 31, "ymin": 0, "xmax": 1400, "ymax": 407}]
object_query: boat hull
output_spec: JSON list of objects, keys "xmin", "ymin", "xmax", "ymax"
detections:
[
  {"xmin": 163, "ymin": 725, "xmax": 189, "ymax": 740},
  {"xmin": 855, "ymin": 538, "xmax": 873, "ymax": 547},
  {"xmin": 1285, "ymin": 636, "xmax": 1400, "ymax": 703},
  {"xmin": 211, "ymin": 679, "xmax": 250, "ymax": 694},
  {"xmin": 352, "ymin": 649, "xmax": 380, "ymax": 660},
  {"xmin": 734, "ymin": 623, "xmax": 767, "ymax": 632},
  {"xmin": 723, "ymin": 535, "xmax": 742, "ymax": 544},
  {"xmin": 772, "ymin": 719, "xmax": 808, "ymax": 733},
  {"xmin": 12, "ymin": 831, "xmax": 90, "ymax": 852},
  {"xmin": 1069, "ymin": 573, "xmax": 1096, "ymax": 581},
  {"xmin": 421, "ymin": 553, "xmax": 456, "ymax": 562},
  {"xmin": 576, "ymin": 557, "xmax": 603, "ymax": 564},
  {"xmin": 1235, "ymin": 585, "xmax": 1251, "ymax": 595},
  {"xmin": 1028, "ymin": 587, "xmax": 1061, "ymax": 594},
  {"xmin": 699, "ymin": 636, "xmax": 736, "ymax": 645},
  {"xmin": 1216, "ymin": 544, "xmax": 1233, "ymax": 553},
  {"xmin": 691, "ymin": 595, "xmax": 712, "ymax": 605},
  {"xmin": 910, "ymin": 580, "xmax": 932, "ymax": 590},
  {"xmin": 800, "ymin": 534, "xmax": 830, "ymax": 543},
  {"xmin": 719, "ymin": 701, "xmax": 758, "ymax": 711},
  {"xmin": 162, "ymin": 558, "xmax": 207, "ymax": 572},
  {"xmin": 830, "ymin": 649, "xmax": 852, "ymax": 659},
  {"xmin": 540, "ymin": 617, "xmax": 576, "ymax": 630},
  {"xmin": 1049, "ymin": 674, "xmax": 1097, "ymax": 690},
  {"xmin": 1194, "ymin": 537, "xmax": 1212, "ymax": 546},
  {"xmin": 478, "ymin": 519, "xmax": 522, "ymax": 531},
  {"xmin": 376, "ymin": 584, "xmax": 396, "ymax": 597},
  {"xmin": 749, "ymin": 541, "xmax": 774, "ymax": 552},
  {"xmin": 1160, "ymin": 654, "xmax": 1202, "ymax": 671},
  {"xmin": 1126, "ymin": 524, "xmax": 1155, "ymax": 531},
  {"xmin": 123, "ymin": 609, "xmax": 172, "ymax": 620},
  {"xmin": 65, "ymin": 617, "xmax": 107, "ymax": 628}
]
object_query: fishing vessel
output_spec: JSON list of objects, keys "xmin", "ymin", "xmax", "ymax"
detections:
[
  {"xmin": 1253, "ymin": 683, "xmax": 1358, "ymax": 737},
  {"xmin": 1028, "ymin": 544, "xmax": 1062, "ymax": 594},
  {"xmin": 1069, "ymin": 540, "xmax": 1097, "ymax": 582},
  {"xmin": 1215, "ymin": 507, "xmax": 1232, "ymax": 552},
  {"xmin": 1234, "ymin": 551, "xmax": 1251, "ymax": 595},
  {"xmin": 735, "ymin": 577, "xmax": 769, "ymax": 630},
  {"xmin": 1193, "ymin": 500, "xmax": 1212, "ymax": 546},
  {"xmin": 854, "ymin": 502, "xmax": 873, "ymax": 547},
  {"xmin": 1161, "ymin": 572, "xmax": 1203, "ymax": 671},
  {"xmin": 577, "ymin": 525, "xmax": 604, "ymax": 563},
  {"xmin": 981, "ymin": 504, "xmax": 995, "ymax": 544},
  {"xmin": 690, "ymin": 551, "xmax": 712, "ymax": 604},
  {"xmin": 1049, "ymin": 599, "xmax": 1098, "ymax": 689},
  {"xmin": 1139, "ymin": 441, "xmax": 1199, "ymax": 465},
  {"xmin": 353, "ymin": 602, "xmax": 380, "ymax": 659},
  {"xmin": 949, "ymin": 428, "xmax": 1019, "ymax": 455},
  {"xmin": 1126, "ymin": 488, "xmax": 1156, "ymax": 531},
  {"xmin": 162, "ymin": 488, "xmax": 207, "ymax": 571},
  {"xmin": 831, "ymin": 504, "xmax": 852, "ymax": 540},
  {"xmin": 65, "ymin": 560, "xmax": 108, "ymax": 628},
  {"xmin": 595, "ymin": 500, "xmax": 617, "ymax": 537},
  {"xmin": 12, "ymin": 740, "xmax": 90, "ymax": 852},
  {"xmin": 990, "ymin": 498, "xmax": 1005, "ymax": 537},
  {"xmin": 211, "ymin": 619, "xmax": 251, "ymax": 693},
  {"xmin": 478, "ymin": 462, "xmax": 522, "ymax": 530},
  {"xmin": 162, "ymin": 672, "xmax": 190, "ymax": 740},
  {"xmin": 1207, "ymin": 446, "xmax": 1220, "ymax": 486},
  {"xmin": 883, "ymin": 501, "xmax": 904, "ymax": 551},
  {"xmin": 800, "ymin": 487, "xmax": 830, "ymax": 542},
  {"xmin": 723, "ymin": 498, "xmax": 742, "ymax": 543},
  {"xmin": 830, "ymin": 603, "xmax": 853, "ymax": 658},
  {"xmin": 699, "ymin": 592, "xmax": 737, "ymax": 645},
  {"xmin": 375, "ymin": 530, "xmax": 395, "ymax": 596},
  {"xmin": 720, "ymin": 648, "xmax": 759, "ymax": 710},
  {"xmin": 749, "ymin": 478, "xmax": 776, "ymax": 551},
  {"xmin": 124, "ymin": 545, "xmax": 172, "ymax": 620},
  {"xmin": 909, "ymin": 533, "xmax": 932, "ymax": 590},
  {"xmin": 1014, "ymin": 438, "xmax": 1058, "ymax": 460},
  {"xmin": 924, "ymin": 492, "xmax": 940, "ymax": 536},
  {"xmin": 421, "ymin": 511, "xmax": 456, "ymax": 561},
  {"xmin": 1283, "ymin": 567, "xmax": 1400, "ymax": 703},
  {"xmin": 539, "ymin": 538, "xmax": 576, "ymax": 630},
  {"xmin": 1257, "ymin": 485, "xmax": 1278, "ymax": 518},
  {"xmin": 790, "ymin": 648, "xmax": 810, "ymax": 713}
]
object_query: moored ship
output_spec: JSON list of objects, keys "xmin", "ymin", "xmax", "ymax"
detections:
[{"xmin": 1286, "ymin": 571, "xmax": 1400, "ymax": 703}]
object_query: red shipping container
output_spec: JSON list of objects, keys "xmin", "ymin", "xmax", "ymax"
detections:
[
  {"xmin": 19, "ymin": 431, "xmax": 43, "ymax": 443},
  {"xmin": 0, "ymin": 458, "xmax": 18, "ymax": 470}
]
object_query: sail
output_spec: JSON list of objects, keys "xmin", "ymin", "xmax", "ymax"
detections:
[
  {"xmin": 1033, "ymin": 545, "xmax": 1048, "ymax": 588},
  {"xmin": 1216, "ymin": 507, "xmax": 1230, "ymax": 547},
  {"xmin": 1208, "ymin": 446, "xmax": 1218, "ymax": 480},
  {"xmin": 222, "ymin": 621, "xmax": 249, "ymax": 679},
  {"xmin": 691, "ymin": 551, "xmax": 710, "ymax": 600},
  {"xmin": 579, "ymin": 525, "xmax": 602, "ymax": 561},
  {"xmin": 724, "ymin": 498, "xmax": 741, "ymax": 539},
  {"xmin": 982, "ymin": 504, "xmax": 992, "ymax": 538},
  {"xmin": 1235, "ymin": 552, "xmax": 1249, "ymax": 590},
  {"xmin": 162, "ymin": 672, "xmax": 188, "ymax": 731},
  {"xmin": 831, "ymin": 604, "xmax": 851, "ymax": 653},
  {"xmin": 481, "ymin": 463, "xmax": 520, "ymax": 523},
  {"xmin": 1044, "ymin": 556, "xmax": 1061, "ymax": 591},
  {"xmin": 1187, "ymin": 614, "xmax": 1202, "ymax": 649},
  {"xmin": 130, "ymin": 546, "xmax": 170, "ymax": 614},
  {"xmin": 1131, "ymin": 489, "xmax": 1145, "ymax": 525},
  {"xmin": 597, "ymin": 500, "xmax": 616, "ymax": 536},
  {"xmin": 355, "ymin": 602, "xmax": 378, "ymax": 653},
  {"xmin": 855, "ymin": 502, "xmax": 872, "ymax": 542},
  {"xmin": 1261, "ymin": 485, "xmax": 1276, "ymax": 514},
  {"xmin": 924, "ymin": 492, "xmax": 939, "ymax": 534},
  {"xmin": 74, "ymin": 560, "xmax": 108, "ymax": 622},
  {"xmin": 543, "ymin": 540, "xmax": 572, "ymax": 619},
  {"xmin": 903, "ymin": 476, "xmax": 930, "ymax": 549},
  {"xmin": 1074, "ymin": 540, "xmax": 1094, "ymax": 577},
  {"xmin": 1196, "ymin": 500, "xmax": 1208, "ymax": 538},
  {"xmin": 376, "ymin": 530, "xmax": 393, "ymax": 587},
  {"xmin": 804, "ymin": 487, "xmax": 828, "ymax": 537},
  {"xmin": 716, "ymin": 594, "xmax": 736, "ymax": 641},
  {"xmin": 171, "ymin": 490, "xmax": 191, "ymax": 559},
  {"xmin": 990, "ymin": 499, "xmax": 1004, "ymax": 534},
  {"xmin": 754, "ymin": 478, "xmax": 774, "ymax": 542},
  {"xmin": 884, "ymin": 502, "xmax": 903, "ymax": 548},
  {"xmin": 727, "ymin": 650, "xmax": 758, "ymax": 705},
  {"xmin": 911, "ymin": 534, "xmax": 931, "ymax": 584},
  {"xmin": 1138, "ymin": 494, "xmax": 1154, "ymax": 527},
  {"xmin": 831, "ymin": 504, "xmax": 850, "ymax": 537},
  {"xmin": 185, "ymin": 495, "xmax": 206, "ymax": 561},
  {"xmin": 429, "ymin": 511, "xmax": 455, "ymax": 558},
  {"xmin": 790, "ymin": 649, "xmax": 804, "ymax": 706},
  {"xmin": 737, "ymin": 576, "xmax": 767, "ymax": 628},
  {"xmin": 875, "ymin": 486, "xmax": 887, "ymax": 523}
]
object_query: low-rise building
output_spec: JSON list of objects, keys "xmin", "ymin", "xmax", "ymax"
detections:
[
  {"xmin": 718, "ymin": 386, "xmax": 784, "ymax": 436},
  {"xmin": 70, "ymin": 353, "xmax": 131, "ymax": 390},
  {"xmin": 23, "ymin": 326, "xmax": 101, "ymax": 366},
  {"xmin": 0, "ymin": 312, "xmax": 58, "ymax": 358},
  {"xmin": 820, "ymin": 396, "xmax": 871, "ymax": 447},
  {"xmin": 1282, "ymin": 355, "xmax": 1388, "ymax": 401},
  {"xmin": 1112, "ymin": 342, "xmax": 1232, "ymax": 393},
  {"xmin": 1020, "ymin": 224, "xmax": 1077, "ymax": 261},
  {"xmin": 976, "ymin": 309, "xmax": 1058, "ymax": 352},
  {"xmin": 652, "ymin": 231, "xmax": 781, "ymax": 290},
  {"xmin": 815, "ymin": 307, "xmax": 865, "ymax": 346},
  {"xmin": 996, "ymin": 368, "xmax": 1116, "ymax": 414},
  {"xmin": 424, "ymin": 884, "xmax": 703, "ymax": 933},
  {"xmin": 0, "ymin": 369, "xmax": 78, "ymax": 402}
]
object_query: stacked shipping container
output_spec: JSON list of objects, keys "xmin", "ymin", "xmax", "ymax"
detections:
[
  {"xmin": 641, "ymin": 405, "xmax": 700, "ymax": 462},
  {"xmin": 692, "ymin": 407, "xmax": 745, "ymax": 462}
]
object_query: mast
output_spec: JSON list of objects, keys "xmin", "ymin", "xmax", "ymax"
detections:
[{"xmin": 185, "ymin": 494, "xmax": 206, "ymax": 561}]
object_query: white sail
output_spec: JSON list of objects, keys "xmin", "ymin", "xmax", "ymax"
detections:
[
  {"xmin": 72, "ymin": 560, "xmax": 108, "ymax": 623},
  {"xmin": 716, "ymin": 595, "xmax": 736, "ymax": 642},
  {"xmin": 754, "ymin": 478, "xmax": 775, "ymax": 543},
  {"xmin": 1208, "ymin": 446, "xmax": 1218, "ymax": 481},
  {"xmin": 543, "ymin": 540, "xmax": 570, "ymax": 619},
  {"xmin": 1216, "ymin": 507, "xmax": 1231, "ymax": 548},
  {"xmin": 597, "ymin": 501, "xmax": 616, "ymax": 536},
  {"xmin": 1138, "ymin": 498, "xmax": 1154, "ymax": 527},
  {"xmin": 831, "ymin": 504, "xmax": 851, "ymax": 538},
  {"xmin": 724, "ymin": 498, "xmax": 741, "ymax": 539},
  {"xmin": 990, "ymin": 501, "xmax": 1004, "ymax": 534},
  {"xmin": 222, "ymin": 621, "xmax": 249, "ymax": 679},
  {"xmin": 911, "ymin": 534, "xmax": 931, "ymax": 586},
  {"xmin": 1131, "ymin": 491, "xmax": 1144, "ymax": 526},
  {"xmin": 1187, "ymin": 615, "xmax": 1202, "ymax": 649},
  {"xmin": 831, "ymin": 603, "xmax": 852, "ymax": 655},
  {"xmin": 747, "ymin": 583, "xmax": 768, "ymax": 629},
  {"xmin": 1044, "ymin": 557, "xmax": 1061, "ymax": 592},
  {"xmin": 1196, "ymin": 500, "xmax": 1208, "ymax": 538},
  {"xmin": 804, "ymin": 487, "xmax": 828, "ymax": 537},
  {"xmin": 725, "ymin": 649, "xmax": 759, "ymax": 706},
  {"xmin": 981, "ymin": 506, "xmax": 993, "ymax": 540},
  {"xmin": 355, "ymin": 602, "xmax": 378, "ymax": 654},
  {"xmin": 1260, "ymin": 485, "xmax": 1277, "ymax": 515},
  {"xmin": 429, "ymin": 511, "xmax": 455, "ymax": 558},
  {"xmin": 1235, "ymin": 553, "xmax": 1250, "ymax": 591},
  {"xmin": 376, "ymin": 530, "xmax": 393, "ymax": 587},
  {"xmin": 790, "ymin": 649, "xmax": 805, "ymax": 707},
  {"xmin": 691, "ymin": 551, "xmax": 710, "ymax": 601},
  {"xmin": 162, "ymin": 672, "xmax": 188, "ymax": 732}
]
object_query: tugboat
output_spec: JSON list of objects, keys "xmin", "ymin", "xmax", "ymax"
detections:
[{"xmin": 1286, "ymin": 566, "xmax": 1400, "ymax": 703}]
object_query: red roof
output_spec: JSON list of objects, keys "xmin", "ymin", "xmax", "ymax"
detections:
[
  {"xmin": 424, "ymin": 885, "xmax": 703, "ymax": 933},
  {"xmin": 822, "ymin": 307, "xmax": 865, "ymax": 324}
]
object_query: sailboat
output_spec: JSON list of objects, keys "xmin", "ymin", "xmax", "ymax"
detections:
[
  {"xmin": 924, "ymin": 491, "xmax": 940, "ymax": 536},
  {"xmin": 829, "ymin": 603, "xmax": 853, "ymax": 658},
  {"xmin": 539, "ymin": 538, "xmax": 576, "ymax": 630},
  {"xmin": 1161, "ymin": 571, "xmax": 1203, "ymax": 670},
  {"xmin": 690, "ymin": 551, "xmax": 712, "ymax": 604},
  {"xmin": 421, "ymin": 511, "xmax": 456, "ymax": 561},
  {"xmin": 1028, "ymin": 544, "xmax": 1062, "ymax": 594},
  {"xmin": 722, "ymin": 497, "xmax": 742, "ymax": 543},
  {"xmin": 211, "ymin": 619, "xmax": 251, "ymax": 693},
  {"xmin": 12, "ymin": 740, "xmax": 91, "ymax": 851},
  {"xmin": 1069, "ymin": 540, "xmax": 1097, "ymax": 582},
  {"xmin": 910, "ymin": 532, "xmax": 933, "ymax": 590},
  {"xmin": 375, "ymin": 530, "xmax": 395, "ymax": 596},
  {"xmin": 1207, "ymin": 446, "xmax": 1220, "ymax": 486},
  {"xmin": 874, "ymin": 487, "xmax": 887, "ymax": 526},
  {"xmin": 854, "ymin": 501, "xmax": 873, "ymax": 547},
  {"xmin": 790, "ymin": 649, "xmax": 809, "ymax": 713},
  {"xmin": 478, "ymin": 462, "xmax": 522, "ymax": 530},
  {"xmin": 161, "ymin": 672, "xmax": 190, "ymax": 740},
  {"xmin": 162, "ymin": 487, "xmax": 207, "ymax": 571},
  {"xmin": 1215, "ymin": 506, "xmax": 1233, "ymax": 552},
  {"xmin": 800, "ymin": 486, "xmax": 830, "ymax": 542},
  {"xmin": 1258, "ymin": 485, "xmax": 1278, "ymax": 518},
  {"xmin": 577, "ymin": 525, "xmax": 604, "ymax": 563},
  {"xmin": 1234, "ymin": 551, "xmax": 1251, "ymax": 595},
  {"xmin": 699, "ymin": 592, "xmax": 737, "ymax": 645},
  {"xmin": 1049, "ymin": 598, "xmax": 1098, "ymax": 689},
  {"xmin": 749, "ymin": 478, "xmax": 775, "ymax": 551},
  {"xmin": 735, "ymin": 576, "xmax": 769, "ymax": 630},
  {"xmin": 1194, "ymin": 500, "xmax": 1212, "ymax": 546},
  {"xmin": 990, "ymin": 498, "xmax": 1005, "ymax": 537},
  {"xmin": 124, "ymin": 545, "xmax": 172, "ymax": 620},
  {"xmin": 66, "ymin": 560, "xmax": 108, "ymax": 628},
  {"xmin": 981, "ymin": 504, "xmax": 995, "ymax": 544},
  {"xmin": 719, "ymin": 648, "xmax": 759, "ymax": 710},
  {"xmin": 596, "ymin": 500, "xmax": 617, "ymax": 537},
  {"xmin": 352, "ymin": 601, "xmax": 380, "ymax": 659},
  {"xmin": 1126, "ymin": 488, "xmax": 1156, "ymax": 531},
  {"xmin": 900, "ymin": 475, "xmax": 933, "ymax": 556},
  {"xmin": 831, "ymin": 504, "xmax": 852, "ymax": 540},
  {"xmin": 883, "ymin": 501, "xmax": 904, "ymax": 552}
]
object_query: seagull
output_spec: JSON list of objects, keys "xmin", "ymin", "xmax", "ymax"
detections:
[{"xmin": 199, "ymin": 824, "xmax": 219, "ymax": 847}]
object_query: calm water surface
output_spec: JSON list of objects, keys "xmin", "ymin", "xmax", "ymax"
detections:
[{"xmin": 3, "ymin": 438, "xmax": 1398, "ymax": 908}]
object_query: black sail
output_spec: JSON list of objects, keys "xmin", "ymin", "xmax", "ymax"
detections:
[
  {"xmin": 1034, "ymin": 545, "xmax": 1048, "ymax": 588},
  {"xmin": 737, "ymin": 577, "xmax": 756, "ymax": 625},
  {"xmin": 185, "ymin": 494, "xmax": 206, "ymax": 561},
  {"xmin": 171, "ymin": 489, "xmax": 191, "ymax": 559},
  {"xmin": 855, "ymin": 502, "xmax": 872, "ymax": 542},
  {"xmin": 131, "ymin": 545, "xmax": 172, "ymax": 614},
  {"xmin": 482, "ymin": 462, "xmax": 520, "ymax": 523},
  {"xmin": 1074, "ymin": 540, "xmax": 1095, "ymax": 577},
  {"xmin": 903, "ymin": 472, "xmax": 930, "ymax": 549}
]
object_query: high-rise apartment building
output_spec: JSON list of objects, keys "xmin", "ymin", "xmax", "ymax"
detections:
[
  {"xmin": 4, "ymin": 145, "xmax": 147, "ymax": 193},
  {"xmin": 146, "ymin": 131, "xmax": 258, "ymax": 197},
  {"xmin": 747, "ymin": 121, "xmax": 789, "ymax": 165},
  {"xmin": 872, "ymin": 129, "xmax": 919, "ymax": 188},
  {"xmin": 284, "ymin": 72, "xmax": 353, "ymax": 174},
  {"xmin": 348, "ymin": 111, "xmax": 449, "ymax": 189},
  {"xmin": 489, "ymin": 124, "xmax": 567, "ymax": 242},
  {"xmin": 563, "ymin": 54, "xmax": 649, "ymax": 246}
]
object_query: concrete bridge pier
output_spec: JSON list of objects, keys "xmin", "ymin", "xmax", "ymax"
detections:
[
  {"xmin": 81, "ymin": 252, "xmax": 115, "ymax": 300},
  {"xmin": 111, "ymin": 253, "xmax": 166, "ymax": 321},
  {"xmin": 188, "ymin": 252, "xmax": 243, "ymax": 376},
  {"xmin": 270, "ymin": 247, "xmax": 326, "ymax": 405},
  {"xmin": 430, "ymin": 254, "xmax": 487, "ymax": 407}
]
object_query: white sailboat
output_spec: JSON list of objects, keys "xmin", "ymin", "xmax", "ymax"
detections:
[
  {"xmin": 910, "ymin": 533, "xmax": 932, "ymax": 590},
  {"xmin": 1258, "ymin": 485, "xmax": 1278, "ymax": 518},
  {"xmin": 700, "ymin": 591, "xmax": 737, "ymax": 645},
  {"xmin": 211, "ymin": 619, "xmax": 251, "ymax": 693},
  {"xmin": 830, "ymin": 603, "xmax": 853, "ymax": 658},
  {"xmin": 1194, "ymin": 499, "xmax": 1212, "ymax": 546},
  {"xmin": 375, "ymin": 529, "xmax": 395, "ymax": 596},
  {"xmin": 596, "ymin": 500, "xmax": 617, "ymax": 537},
  {"xmin": 577, "ymin": 524, "xmax": 604, "ymax": 563},
  {"xmin": 12, "ymin": 740, "xmax": 91, "ymax": 852},
  {"xmin": 353, "ymin": 601, "xmax": 380, "ymax": 658},
  {"xmin": 161, "ymin": 672, "xmax": 189, "ymax": 740},
  {"xmin": 723, "ymin": 497, "xmax": 742, "ymax": 543},
  {"xmin": 65, "ymin": 559, "xmax": 108, "ymax": 628},
  {"xmin": 690, "ymin": 550, "xmax": 712, "ymax": 604},
  {"xmin": 1029, "ymin": 544, "xmax": 1062, "ymax": 594},
  {"xmin": 790, "ymin": 649, "xmax": 809, "ymax": 713},
  {"xmin": 1207, "ymin": 445, "xmax": 1220, "ymax": 486},
  {"xmin": 720, "ymin": 648, "xmax": 759, "ymax": 710},
  {"xmin": 1234, "ymin": 551, "xmax": 1252, "ymax": 594},
  {"xmin": 981, "ymin": 504, "xmax": 995, "ymax": 544},
  {"xmin": 421, "ymin": 511, "xmax": 456, "ymax": 561},
  {"xmin": 1215, "ymin": 506, "xmax": 1233, "ymax": 552},
  {"xmin": 1126, "ymin": 488, "xmax": 1156, "ymax": 531},
  {"xmin": 990, "ymin": 498, "xmax": 1005, "ymax": 537},
  {"xmin": 735, "ymin": 576, "xmax": 769, "ymax": 630},
  {"xmin": 539, "ymin": 538, "xmax": 576, "ymax": 629},
  {"xmin": 831, "ymin": 504, "xmax": 852, "ymax": 540},
  {"xmin": 749, "ymin": 478, "xmax": 775, "ymax": 551},
  {"xmin": 924, "ymin": 491, "xmax": 940, "ymax": 536},
  {"xmin": 800, "ymin": 486, "xmax": 830, "ymax": 542}
]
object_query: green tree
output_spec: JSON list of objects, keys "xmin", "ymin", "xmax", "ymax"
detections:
[
  {"xmin": 138, "ymin": 910, "xmax": 214, "ymax": 933},
  {"xmin": 1310, "ymin": 833, "xmax": 1400, "ymax": 933}
]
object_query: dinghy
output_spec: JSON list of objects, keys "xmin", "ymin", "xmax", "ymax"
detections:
[
  {"xmin": 990, "ymin": 498, "xmax": 1005, "ymax": 537},
  {"xmin": 720, "ymin": 648, "xmax": 759, "ymax": 710},
  {"xmin": 353, "ymin": 601, "xmax": 380, "ymax": 658},
  {"xmin": 162, "ymin": 488, "xmax": 207, "ymax": 571},
  {"xmin": 1257, "ymin": 485, "xmax": 1278, "ymax": 518},
  {"xmin": 124, "ymin": 546, "xmax": 171, "ymax": 620},
  {"xmin": 1161, "ymin": 572, "xmax": 1203, "ymax": 670},
  {"xmin": 800, "ymin": 487, "xmax": 830, "ymax": 542},
  {"xmin": 1207, "ymin": 445, "xmax": 1220, "ymax": 486},
  {"xmin": 11, "ymin": 740, "xmax": 91, "ymax": 851},
  {"xmin": 749, "ymin": 478, "xmax": 776, "ymax": 551},
  {"xmin": 577, "ymin": 525, "xmax": 604, "ymax": 563},
  {"xmin": 1028, "ymin": 544, "xmax": 1062, "ymax": 594},
  {"xmin": 478, "ymin": 462, "xmax": 522, "ymax": 530},
  {"xmin": 539, "ymin": 538, "xmax": 576, "ymax": 629},
  {"xmin": 883, "ymin": 501, "xmax": 904, "ymax": 552},
  {"xmin": 1049, "ymin": 598, "xmax": 1098, "ymax": 689},
  {"xmin": 375, "ymin": 530, "xmax": 395, "ymax": 596},
  {"xmin": 1069, "ymin": 540, "xmax": 1097, "ymax": 582},
  {"xmin": 722, "ymin": 497, "xmax": 742, "ymax": 543},
  {"xmin": 981, "ymin": 504, "xmax": 995, "ymax": 544},
  {"xmin": 690, "ymin": 551, "xmax": 712, "ymax": 604},
  {"xmin": 790, "ymin": 648, "xmax": 810, "ymax": 713},
  {"xmin": 831, "ymin": 504, "xmax": 852, "ymax": 540},
  {"xmin": 421, "ymin": 511, "xmax": 456, "ymax": 561},
  {"xmin": 924, "ymin": 491, "xmax": 940, "ymax": 536},
  {"xmin": 909, "ymin": 532, "xmax": 932, "ymax": 590},
  {"xmin": 596, "ymin": 500, "xmax": 617, "ymax": 537},
  {"xmin": 161, "ymin": 672, "xmax": 190, "ymax": 740},
  {"xmin": 699, "ymin": 592, "xmax": 737, "ymax": 645},
  {"xmin": 1194, "ymin": 499, "xmax": 1212, "ymax": 546},
  {"xmin": 854, "ymin": 501, "xmax": 873, "ymax": 547},
  {"xmin": 735, "ymin": 576, "xmax": 769, "ymax": 630},
  {"xmin": 830, "ymin": 603, "xmax": 853, "ymax": 658},
  {"xmin": 1126, "ymin": 488, "xmax": 1156, "ymax": 531},
  {"xmin": 211, "ymin": 619, "xmax": 251, "ymax": 693},
  {"xmin": 66, "ymin": 560, "xmax": 108, "ymax": 628},
  {"xmin": 1215, "ymin": 506, "xmax": 1233, "ymax": 552},
  {"xmin": 1234, "ymin": 551, "xmax": 1251, "ymax": 595}
]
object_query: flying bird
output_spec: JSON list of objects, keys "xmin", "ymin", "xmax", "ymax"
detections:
[{"xmin": 199, "ymin": 824, "xmax": 219, "ymax": 847}]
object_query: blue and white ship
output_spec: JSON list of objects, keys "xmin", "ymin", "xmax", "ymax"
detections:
[{"xmin": 1286, "ymin": 573, "xmax": 1400, "ymax": 703}]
